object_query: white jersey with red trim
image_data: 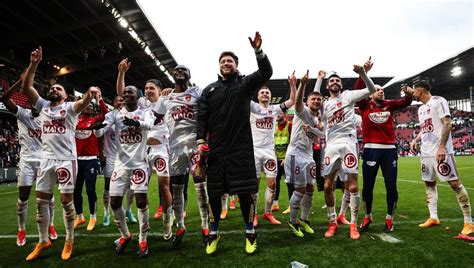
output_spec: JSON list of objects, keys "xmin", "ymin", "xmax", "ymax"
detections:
[
  {"xmin": 35, "ymin": 98, "xmax": 79, "ymax": 160},
  {"xmin": 15, "ymin": 106, "xmax": 42, "ymax": 160},
  {"xmin": 139, "ymin": 97, "xmax": 169, "ymax": 145},
  {"xmin": 323, "ymin": 89, "xmax": 371, "ymax": 144},
  {"xmin": 99, "ymin": 111, "xmax": 119, "ymax": 160},
  {"xmin": 418, "ymin": 96, "xmax": 454, "ymax": 157},
  {"xmin": 94, "ymin": 106, "xmax": 155, "ymax": 169},
  {"xmin": 250, "ymin": 101, "xmax": 283, "ymax": 150},
  {"xmin": 286, "ymin": 106, "xmax": 321, "ymax": 157},
  {"xmin": 157, "ymin": 86, "xmax": 202, "ymax": 150}
]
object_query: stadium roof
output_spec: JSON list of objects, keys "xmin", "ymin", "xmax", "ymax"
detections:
[
  {"xmin": 0, "ymin": 0, "xmax": 178, "ymax": 102},
  {"xmin": 384, "ymin": 46, "xmax": 473, "ymax": 101}
]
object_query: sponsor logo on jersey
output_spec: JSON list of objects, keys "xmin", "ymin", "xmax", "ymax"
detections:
[
  {"xmin": 368, "ymin": 111, "xmax": 390, "ymax": 124},
  {"xmin": 421, "ymin": 118, "xmax": 434, "ymax": 133},
  {"xmin": 56, "ymin": 167, "xmax": 71, "ymax": 184},
  {"xmin": 344, "ymin": 153, "xmax": 357, "ymax": 168},
  {"xmin": 264, "ymin": 159, "xmax": 277, "ymax": 172},
  {"xmin": 28, "ymin": 128, "xmax": 42, "ymax": 139},
  {"xmin": 43, "ymin": 118, "xmax": 66, "ymax": 134},
  {"xmin": 132, "ymin": 169, "xmax": 146, "ymax": 184},
  {"xmin": 119, "ymin": 129, "xmax": 142, "ymax": 144},
  {"xmin": 327, "ymin": 109, "xmax": 345, "ymax": 128},
  {"xmin": 256, "ymin": 117, "xmax": 273, "ymax": 129},
  {"xmin": 171, "ymin": 104, "xmax": 194, "ymax": 121},
  {"xmin": 75, "ymin": 129, "xmax": 92, "ymax": 139},
  {"xmin": 437, "ymin": 162, "xmax": 451, "ymax": 176},
  {"xmin": 154, "ymin": 157, "xmax": 167, "ymax": 172}
]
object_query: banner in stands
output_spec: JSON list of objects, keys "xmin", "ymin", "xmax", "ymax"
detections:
[{"xmin": 0, "ymin": 167, "xmax": 16, "ymax": 182}]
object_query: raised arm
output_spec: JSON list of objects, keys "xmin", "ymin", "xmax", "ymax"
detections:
[
  {"xmin": 21, "ymin": 46, "xmax": 42, "ymax": 105},
  {"xmin": 282, "ymin": 71, "xmax": 296, "ymax": 109},
  {"xmin": 95, "ymin": 90, "xmax": 109, "ymax": 122},
  {"xmin": 73, "ymin": 86, "xmax": 100, "ymax": 114},
  {"xmin": 243, "ymin": 32, "xmax": 273, "ymax": 92},
  {"xmin": 116, "ymin": 58, "xmax": 131, "ymax": 97},
  {"xmin": 295, "ymin": 70, "xmax": 310, "ymax": 114},
  {"xmin": 313, "ymin": 70, "xmax": 326, "ymax": 92},
  {"xmin": 1, "ymin": 78, "xmax": 23, "ymax": 113}
]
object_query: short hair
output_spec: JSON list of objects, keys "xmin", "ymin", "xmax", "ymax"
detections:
[
  {"xmin": 219, "ymin": 51, "xmax": 239, "ymax": 66},
  {"xmin": 327, "ymin": 73, "xmax": 341, "ymax": 81},
  {"xmin": 146, "ymin": 79, "xmax": 163, "ymax": 89},
  {"xmin": 306, "ymin": 91, "xmax": 323, "ymax": 99},
  {"xmin": 125, "ymin": 85, "xmax": 139, "ymax": 95},
  {"xmin": 258, "ymin": 86, "xmax": 270, "ymax": 92},
  {"xmin": 174, "ymin": 65, "xmax": 191, "ymax": 79},
  {"xmin": 414, "ymin": 80, "xmax": 431, "ymax": 91}
]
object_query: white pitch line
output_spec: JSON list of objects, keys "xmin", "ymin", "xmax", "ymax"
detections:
[
  {"xmin": 0, "ymin": 218, "xmax": 465, "ymax": 239},
  {"xmin": 0, "ymin": 191, "xmax": 18, "ymax": 196},
  {"xmin": 397, "ymin": 178, "xmax": 474, "ymax": 191},
  {"xmin": 375, "ymin": 233, "xmax": 403, "ymax": 243}
]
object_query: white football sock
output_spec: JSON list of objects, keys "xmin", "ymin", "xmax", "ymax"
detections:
[
  {"xmin": 289, "ymin": 191, "xmax": 303, "ymax": 224},
  {"xmin": 454, "ymin": 184, "xmax": 472, "ymax": 223},
  {"xmin": 172, "ymin": 184, "xmax": 185, "ymax": 229},
  {"xmin": 103, "ymin": 190, "xmax": 110, "ymax": 216},
  {"xmin": 113, "ymin": 207, "xmax": 130, "ymax": 238},
  {"xmin": 339, "ymin": 189, "xmax": 350, "ymax": 216},
  {"xmin": 17, "ymin": 199, "xmax": 28, "ymax": 231},
  {"xmin": 425, "ymin": 185, "xmax": 438, "ymax": 220},
  {"xmin": 194, "ymin": 182, "xmax": 209, "ymax": 229},
  {"xmin": 349, "ymin": 192, "xmax": 360, "ymax": 224},
  {"xmin": 300, "ymin": 192, "xmax": 313, "ymax": 221},
  {"xmin": 36, "ymin": 198, "xmax": 50, "ymax": 243},
  {"xmin": 264, "ymin": 187, "xmax": 275, "ymax": 213},
  {"xmin": 137, "ymin": 206, "xmax": 149, "ymax": 242},
  {"xmin": 62, "ymin": 201, "xmax": 75, "ymax": 241}
]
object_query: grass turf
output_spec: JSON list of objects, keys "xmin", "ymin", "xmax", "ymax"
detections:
[{"xmin": 0, "ymin": 156, "xmax": 473, "ymax": 267}]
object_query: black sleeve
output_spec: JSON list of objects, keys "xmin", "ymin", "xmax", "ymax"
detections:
[
  {"xmin": 242, "ymin": 53, "xmax": 273, "ymax": 96},
  {"xmin": 196, "ymin": 86, "xmax": 210, "ymax": 141}
]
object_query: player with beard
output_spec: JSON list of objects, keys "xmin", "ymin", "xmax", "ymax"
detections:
[
  {"xmin": 155, "ymin": 65, "xmax": 210, "ymax": 247},
  {"xmin": 286, "ymin": 71, "xmax": 324, "ymax": 237},
  {"xmin": 409, "ymin": 81, "xmax": 473, "ymax": 236},
  {"xmin": 73, "ymin": 89, "xmax": 108, "ymax": 231},
  {"xmin": 249, "ymin": 72, "xmax": 295, "ymax": 227},
  {"xmin": 197, "ymin": 32, "xmax": 272, "ymax": 255},
  {"xmin": 116, "ymin": 59, "xmax": 173, "ymax": 243},
  {"xmin": 2, "ymin": 75, "xmax": 58, "ymax": 246},
  {"xmin": 22, "ymin": 47, "xmax": 99, "ymax": 261},
  {"xmin": 321, "ymin": 64, "xmax": 376, "ymax": 240},
  {"xmin": 95, "ymin": 84, "xmax": 155, "ymax": 257},
  {"xmin": 354, "ymin": 59, "xmax": 413, "ymax": 233}
]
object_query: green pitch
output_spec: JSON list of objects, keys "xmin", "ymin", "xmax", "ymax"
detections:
[{"xmin": 0, "ymin": 156, "xmax": 473, "ymax": 267}]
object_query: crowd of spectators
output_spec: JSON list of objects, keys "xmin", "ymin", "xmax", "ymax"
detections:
[{"xmin": 0, "ymin": 118, "xmax": 20, "ymax": 167}]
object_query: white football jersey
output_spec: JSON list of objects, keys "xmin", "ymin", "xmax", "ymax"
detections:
[
  {"xmin": 15, "ymin": 106, "xmax": 42, "ymax": 160},
  {"xmin": 286, "ymin": 106, "xmax": 321, "ymax": 157},
  {"xmin": 323, "ymin": 89, "xmax": 371, "ymax": 144},
  {"xmin": 250, "ymin": 101, "xmax": 283, "ymax": 150},
  {"xmin": 94, "ymin": 111, "xmax": 119, "ymax": 160},
  {"xmin": 157, "ymin": 86, "xmax": 202, "ymax": 150},
  {"xmin": 35, "ymin": 98, "xmax": 79, "ymax": 160},
  {"xmin": 418, "ymin": 96, "xmax": 454, "ymax": 157},
  {"xmin": 94, "ymin": 106, "xmax": 155, "ymax": 169},
  {"xmin": 138, "ymin": 97, "xmax": 169, "ymax": 145}
]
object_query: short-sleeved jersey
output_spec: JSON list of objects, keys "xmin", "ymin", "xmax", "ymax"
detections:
[
  {"xmin": 15, "ymin": 106, "xmax": 42, "ymax": 160},
  {"xmin": 418, "ymin": 96, "xmax": 454, "ymax": 157},
  {"xmin": 323, "ymin": 89, "xmax": 371, "ymax": 144},
  {"xmin": 157, "ymin": 86, "xmax": 202, "ymax": 150},
  {"xmin": 286, "ymin": 106, "xmax": 321, "ymax": 157},
  {"xmin": 249, "ymin": 101, "xmax": 283, "ymax": 150},
  {"xmin": 94, "ymin": 107, "xmax": 155, "ymax": 169},
  {"xmin": 96, "ymin": 111, "xmax": 119, "ymax": 160},
  {"xmin": 139, "ymin": 97, "xmax": 169, "ymax": 145},
  {"xmin": 35, "ymin": 98, "xmax": 79, "ymax": 160}
]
